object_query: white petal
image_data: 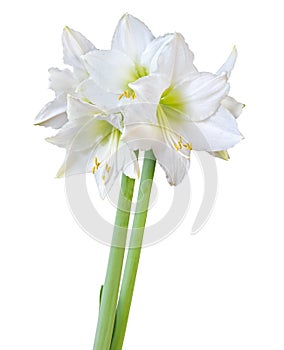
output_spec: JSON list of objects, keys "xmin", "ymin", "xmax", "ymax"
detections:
[
  {"xmin": 153, "ymin": 144, "xmax": 189, "ymax": 186},
  {"xmin": 34, "ymin": 94, "xmax": 67, "ymax": 128},
  {"xmin": 93, "ymin": 138, "xmax": 132, "ymax": 198},
  {"xmin": 48, "ymin": 68, "xmax": 77, "ymax": 96},
  {"xmin": 122, "ymin": 148, "xmax": 140, "ymax": 179},
  {"xmin": 67, "ymin": 95, "xmax": 103, "ymax": 121},
  {"xmin": 37, "ymin": 113, "xmax": 68, "ymax": 129},
  {"xmin": 83, "ymin": 49, "xmax": 136, "ymax": 94},
  {"xmin": 155, "ymin": 33, "xmax": 197, "ymax": 86},
  {"xmin": 46, "ymin": 116, "xmax": 114, "ymax": 151},
  {"xmin": 95, "ymin": 114, "xmax": 123, "ymax": 132},
  {"xmin": 62, "ymin": 26, "xmax": 96, "ymax": 72},
  {"xmin": 124, "ymin": 74, "xmax": 169, "ymax": 124},
  {"xmin": 56, "ymin": 148, "xmax": 93, "ymax": 178},
  {"xmin": 68, "ymin": 95, "xmax": 123, "ymax": 131},
  {"xmin": 122, "ymin": 122, "xmax": 189, "ymax": 185},
  {"xmin": 130, "ymin": 74, "xmax": 169, "ymax": 104},
  {"xmin": 221, "ymin": 96, "xmax": 244, "ymax": 118},
  {"xmin": 175, "ymin": 106, "xmax": 243, "ymax": 151},
  {"xmin": 216, "ymin": 46, "xmax": 237, "ymax": 78},
  {"xmin": 112, "ymin": 13, "xmax": 154, "ymax": 63},
  {"xmin": 141, "ymin": 34, "xmax": 174, "ymax": 73},
  {"xmin": 121, "ymin": 123, "xmax": 164, "ymax": 151},
  {"xmin": 76, "ymin": 78, "xmax": 120, "ymax": 112},
  {"xmin": 181, "ymin": 72, "xmax": 229, "ymax": 121}
]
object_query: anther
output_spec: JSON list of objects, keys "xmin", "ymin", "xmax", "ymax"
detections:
[
  {"xmin": 118, "ymin": 93, "xmax": 124, "ymax": 100},
  {"xmin": 118, "ymin": 90, "xmax": 136, "ymax": 100},
  {"xmin": 92, "ymin": 157, "xmax": 101, "ymax": 174},
  {"xmin": 183, "ymin": 142, "xmax": 192, "ymax": 150}
]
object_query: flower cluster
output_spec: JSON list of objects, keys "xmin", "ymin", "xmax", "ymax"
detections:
[{"xmin": 35, "ymin": 14, "xmax": 244, "ymax": 197}]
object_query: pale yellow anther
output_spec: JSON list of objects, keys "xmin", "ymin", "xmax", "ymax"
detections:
[
  {"xmin": 118, "ymin": 89, "xmax": 136, "ymax": 101},
  {"xmin": 177, "ymin": 136, "xmax": 183, "ymax": 149},
  {"xmin": 106, "ymin": 163, "xmax": 111, "ymax": 173},
  {"xmin": 92, "ymin": 157, "xmax": 101, "ymax": 174},
  {"xmin": 183, "ymin": 142, "xmax": 193, "ymax": 151},
  {"xmin": 118, "ymin": 93, "xmax": 124, "ymax": 100},
  {"xmin": 174, "ymin": 143, "xmax": 179, "ymax": 151},
  {"xmin": 173, "ymin": 136, "xmax": 192, "ymax": 152},
  {"xmin": 102, "ymin": 175, "xmax": 106, "ymax": 182}
]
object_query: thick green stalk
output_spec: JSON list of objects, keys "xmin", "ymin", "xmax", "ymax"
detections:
[
  {"xmin": 110, "ymin": 150, "xmax": 156, "ymax": 350},
  {"xmin": 93, "ymin": 174, "xmax": 135, "ymax": 350}
]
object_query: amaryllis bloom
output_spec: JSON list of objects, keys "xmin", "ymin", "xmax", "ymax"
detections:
[
  {"xmin": 34, "ymin": 27, "xmax": 95, "ymax": 128},
  {"xmin": 123, "ymin": 34, "xmax": 243, "ymax": 185},
  {"xmin": 46, "ymin": 96, "xmax": 139, "ymax": 197},
  {"xmin": 82, "ymin": 14, "xmax": 172, "ymax": 105}
]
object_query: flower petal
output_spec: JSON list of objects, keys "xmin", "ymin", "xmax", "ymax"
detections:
[
  {"xmin": 34, "ymin": 94, "xmax": 67, "ymax": 128},
  {"xmin": 122, "ymin": 122, "xmax": 188, "ymax": 185},
  {"xmin": 122, "ymin": 147, "xmax": 140, "ymax": 179},
  {"xmin": 221, "ymin": 96, "xmax": 244, "ymax": 119},
  {"xmin": 125, "ymin": 74, "xmax": 169, "ymax": 124},
  {"xmin": 210, "ymin": 150, "xmax": 230, "ymax": 160},
  {"xmin": 173, "ymin": 106, "xmax": 243, "ymax": 151},
  {"xmin": 56, "ymin": 148, "xmax": 93, "ymax": 178},
  {"xmin": 93, "ymin": 139, "xmax": 138, "ymax": 198},
  {"xmin": 67, "ymin": 95, "xmax": 103, "ymax": 121},
  {"xmin": 140, "ymin": 34, "xmax": 174, "ymax": 73},
  {"xmin": 153, "ymin": 143, "xmax": 189, "ymax": 186},
  {"xmin": 46, "ymin": 116, "xmax": 113, "ymax": 151},
  {"xmin": 121, "ymin": 123, "xmax": 164, "ymax": 151},
  {"xmin": 180, "ymin": 72, "xmax": 229, "ymax": 121},
  {"xmin": 155, "ymin": 33, "xmax": 197, "ymax": 85},
  {"xmin": 62, "ymin": 26, "xmax": 96, "ymax": 73},
  {"xmin": 68, "ymin": 95, "xmax": 123, "ymax": 131},
  {"xmin": 112, "ymin": 13, "xmax": 154, "ymax": 63},
  {"xmin": 76, "ymin": 78, "xmax": 120, "ymax": 112},
  {"xmin": 83, "ymin": 49, "xmax": 136, "ymax": 94},
  {"xmin": 130, "ymin": 74, "xmax": 169, "ymax": 105},
  {"xmin": 216, "ymin": 46, "xmax": 237, "ymax": 78},
  {"xmin": 48, "ymin": 68, "xmax": 77, "ymax": 96}
]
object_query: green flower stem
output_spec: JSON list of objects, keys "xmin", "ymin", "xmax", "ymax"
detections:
[
  {"xmin": 93, "ymin": 174, "xmax": 135, "ymax": 350},
  {"xmin": 110, "ymin": 150, "xmax": 156, "ymax": 350}
]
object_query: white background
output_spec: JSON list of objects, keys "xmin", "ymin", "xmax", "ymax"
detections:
[{"xmin": 1, "ymin": 0, "xmax": 283, "ymax": 349}]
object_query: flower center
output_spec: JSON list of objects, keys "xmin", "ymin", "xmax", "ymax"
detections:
[
  {"xmin": 160, "ymin": 86, "xmax": 186, "ymax": 113},
  {"xmin": 118, "ymin": 65, "xmax": 148, "ymax": 100}
]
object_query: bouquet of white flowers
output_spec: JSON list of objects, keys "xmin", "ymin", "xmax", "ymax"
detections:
[{"xmin": 35, "ymin": 14, "xmax": 244, "ymax": 350}]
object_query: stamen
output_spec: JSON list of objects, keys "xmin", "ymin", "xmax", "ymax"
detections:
[
  {"xmin": 118, "ymin": 93, "xmax": 124, "ymax": 100},
  {"xmin": 118, "ymin": 89, "xmax": 136, "ymax": 100},
  {"xmin": 92, "ymin": 157, "xmax": 101, "ymax": 174},
  {"xmin": 173, "ymin": 143, "xmax": 179, "ymax": 151},
  {"xmin": 183, "ymin": 142, "xmax": 193, "ymax": 150},
  {"xmin": 177, "ymin": 136, "xmax": 183, "ymax": 150},
  {"xmin": 106, "ymin": 163, "xmax": 111, "ymax": 173},
  {"xmin": 173, "ymin": 136, "xmax": 192, "ymax": 153}
]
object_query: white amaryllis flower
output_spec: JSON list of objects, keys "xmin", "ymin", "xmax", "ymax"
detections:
[
  {"xmin": 82, "ymin": 13, "xmax": 172, "ymax": 105},
  {"xmin": 46, "ymin": 96, "xmax": 139, "ymax": 198},
  {"xmin": 122, "ymin": 34, "xmax": 243, "ymax": 185},
  {"xmin": 34, "ymin": 27, "xmax": 95, "ymax": 128}
]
